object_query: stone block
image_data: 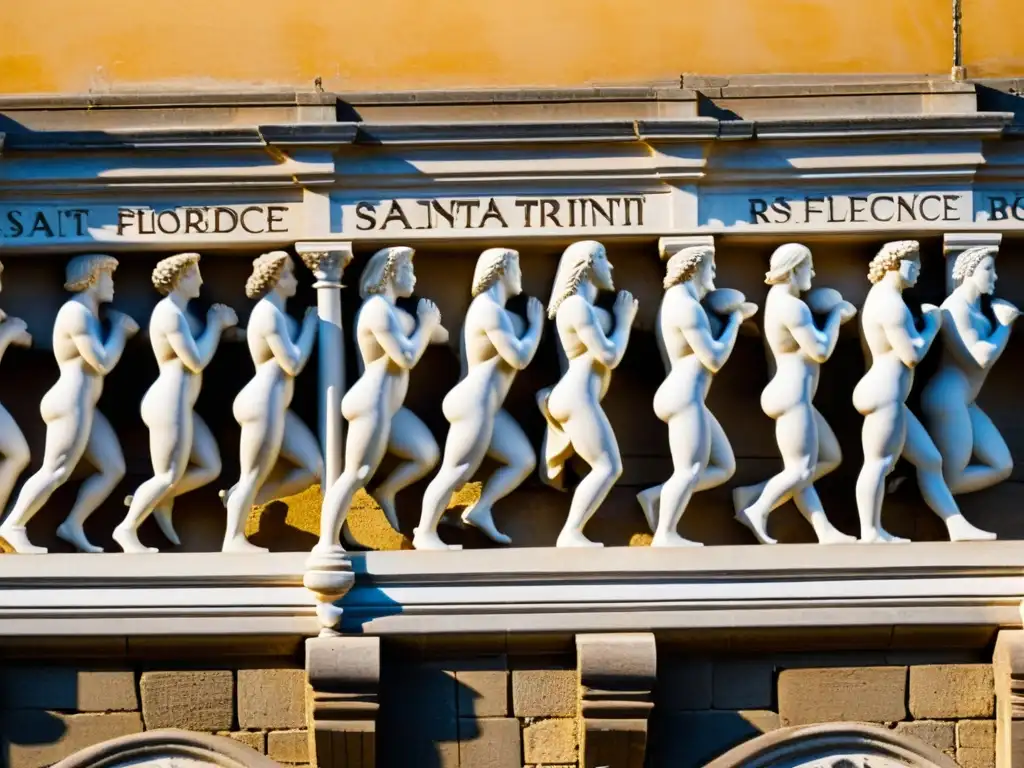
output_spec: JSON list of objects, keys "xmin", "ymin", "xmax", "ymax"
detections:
[
  {"xmin": 378, "ymin": 664, "xmax": 457, "ymax": 768},
  {"xmin": 0, "ymin": 668, "xmax": 137, "ymax": 712},
  {"xmin": 457, "ymin": 670, "xmax": 508, "ymax": 718},
  {"xmin": 140, "ymin": 670, "xmax": 234, "ymax": 730},
  {"xmin": 523, "ymin": 718, "xmax": 577, "ymax": 764},
  {"xmin": 739, "ymin": 710, "xmax": 780, "ymax": 733},
  {"xmin": 958, "ymin": 746, "xmax": 996, "ymax": 768},
  {"xmin": 267, "ymin": 730, "xmax": 309, "ymax": 764},
  {"xmin": 1, "ymin": 711, "xmax": 142, "ymax": 768},
  {"xmin": 237, "ymin": 668, "xmax": 306, "ymax": 729},
  {"xmin": 223, "ymin": 731, "xmax": 266, "ymax": 753},
  {"xmin": 713, "ymin": 662, "xmax": 774, "ymax": 710},
  {"xmin": 656, "ymin": 658, "xmax": 713, "ymax": 711},
  {"xmin": 894, "ymin": 721, "xmax": 955, "ymax": 754},
  {"xmin": 778, "ymin": 667, "xmax": 907, "ymax": 726},
  {"xmin": 909, "ymin": 665, "xmax": 994, "ymax": 719},
  {"xmin": 512, "ymin": 669, "xmax": 575, "ymax": 717},
  {"xmin": 957, "ymin": 720, "xmax": 995, "ymax": 749},
  {"xmin": 459, "ymin": 717, "xmax": 520, "ymax": 768}
]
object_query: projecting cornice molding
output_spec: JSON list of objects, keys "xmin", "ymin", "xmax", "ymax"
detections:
[{"xmin": 0, "ymin": 543, "xmax": 1020, "ymax": 638}]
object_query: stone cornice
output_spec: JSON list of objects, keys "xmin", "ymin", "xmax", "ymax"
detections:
[{"xmin": 0, "ymin": 543, "xmax": 1020, "ymax": 638}]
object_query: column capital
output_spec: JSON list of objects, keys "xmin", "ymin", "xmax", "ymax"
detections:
[
  {"xmin": 659, "ymin": 235, "xmax": 715, "ymax": 261},
  {"xmin": 296, "ymin": 241, "xmax": 354, "ymax": 288},
  {"xmin": 944, "ymin": 232, "xmax": 1003, "ymax": 255}
]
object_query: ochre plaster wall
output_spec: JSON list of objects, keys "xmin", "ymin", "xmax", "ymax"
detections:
[{"xmin": 0, "ymin": 0, "xmax": 965, "ymax": 95}]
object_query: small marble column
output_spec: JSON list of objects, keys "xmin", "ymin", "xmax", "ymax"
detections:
[
  {"xmin": 297, "ymin": 242, "xmax": 354, "ymax": 635},
  {"xmin": 297, "ymin": 242, "xmax": 353, "ymax": 489},
  {"xmin": 659, "ymin": 235, "xmax": 715, "ymax": 262},
  {"xmin": 944, "ymin": 232, "xmax": 1003, "ymax": 293}
]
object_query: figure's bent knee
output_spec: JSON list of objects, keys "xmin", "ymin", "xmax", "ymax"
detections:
[
  {"xmin": 420, "ymin": 442, "xmax": 441, "ymax": 469},
  {"xmin": 597, "ymin": 453, "xmax": 623, "ymax": 481}
]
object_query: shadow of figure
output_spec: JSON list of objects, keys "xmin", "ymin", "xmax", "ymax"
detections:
[{"xmin": 247, "ymin": 500, "xmax": 318, "ymax": 552}]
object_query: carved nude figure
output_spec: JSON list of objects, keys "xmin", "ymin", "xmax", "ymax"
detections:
[
  {"xmin": 0, "ymin": 262, "xmax": 33, "ymax": 521},
  {"xmin": 315, "ymin": 246, "xmax": 446, "ymax": 553},
  {"xmin": 0, "ymin": 255, "xmax": 138, "ymax": 554},
  {"xmin": 220, "ymin": 252, "xmax": 322, "ymax": 553},
  {"xmin": 112, "ymin": 253, "xmax": 237, "ymax": 554},
  {"xmin": 854, "ymin": 240, "xmax": 995, "ymax": 543},
  {"xmin": 634, "ymin": 245, "xmax": 754, "ymax": 547},
  {"xmin": 731, "ymin": 243, "xmax": 858, "ymax": 544},
  {"xmin": 413, "ymin": 247, "xmax": 544, "ymax": 550},
  {"xmin": 537, "ymin": 240, "xmax": 638, "ymax": 548},
  {"xmin": 920, "ymin": 246, "xmax": 1018, "ymax": 496}
]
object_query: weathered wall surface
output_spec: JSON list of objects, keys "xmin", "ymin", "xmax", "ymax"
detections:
[{"xmin": 1, "ymin": 0, "xmax": 1008, "ymax": 95}]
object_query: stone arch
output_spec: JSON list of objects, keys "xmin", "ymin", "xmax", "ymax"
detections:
[
  {"xmin": 704, "ymin": 722, "xmax": 960, "ymax": 768},
  {"xmin": 50, "ymin": 730, "xmax": 283, "ymax": 768}
]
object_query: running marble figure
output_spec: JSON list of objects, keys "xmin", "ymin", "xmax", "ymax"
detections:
[
  {"xmin": 0, "ymin": 262, "xmax": 33, "ymax": 529},
  {"xmin": 537, "ymin": 240, "xmax": 638, "ymax": 548},
  {"xmin": 413, "ymin": 248, "xmax": 544, "ymax": 550},
  {"xmin": 636, "ymin": 245, "xmax": 755, "ymax": 547},
  {"xmin": 0, "ymin": 255, "xmax": 138, "ymax": 554},
  {"xmin": 315, "ymin": 246, "xmax": 446, "ymax": 553},
  {"xmin": 731, "ymin": 243, "xmax": 857, "ymax": 545},
  {"xmin": 220, "ymin": 252, "xmax": 323, "ymax": 553},
  {"xmin": 920, "ymin": 245, "xmax": 1018, "ymax": 498},
  {"xmin": 114, "ymin": 253, "xmax": 236, "ymax": 554},
  {"xmin": 853, "ymin": 240, "xmax": 995, "ymax": 543}
]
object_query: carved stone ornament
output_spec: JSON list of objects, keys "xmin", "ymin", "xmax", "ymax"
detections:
[
  {"xmin": 853, "ymin": 240, "xmax": 994, "ymax": 543},
  {"xmin": 413, "ymin": 247, "xmax": 544, "ymax": 550},
  {"xmin": 113, "ymin": 253, "xmax": 236, "ymax": 554},
  {"xmin": 316, "ymin": 246, "xmax": 446, "ymax": 553},
  {"xmin": 220, "ymin": 252, "xmax": 322, "ymax": 553},
  {"xmin": 636, "ymin": 242, "xmax": 755, "ymax": 547},
  {"xmin": 921, "ymin": 244, "xmax": 1017, "ymax": 498},
  {"xmin": 537, "ymin": 240, "xmax": 638, "ymax": 548},
  {"xmin": 0, "ymin": 254, "xmax": 139, "ymax": 555},
  {"xmin": 731, "ymin": 243, "xmax": 857, "ymax": 545}
]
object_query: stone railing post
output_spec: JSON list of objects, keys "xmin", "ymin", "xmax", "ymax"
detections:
[
  {"xmin": 296, "ymin": 242, "xmax": 355, "ymax": 636},
  {"xmin": 576, "ymin": 632, "xmax": 657, "ymax": 768}
]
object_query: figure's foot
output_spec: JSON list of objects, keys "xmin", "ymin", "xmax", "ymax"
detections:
[
  {"xmin": 112, "ymin": 524, "xmax": 159, "ymax": 554},
  {"xmin": 556, "ymin": 530, "xmax": 604, "ymax": 548},
  {"xmin": 462, "ymin": 505, "xmax": 512, "ymax": 545},
  {"xmin": 636, "ymin": 489, "xmax": 659, "ymax": 532},
  {"xmin": 812, "ymin": 521, "xmax": 858, "ymax": 545},
  {"xmin": 154, "ymin": 504, "xmax": 180, "ymax": 546},
  {"xmin": 0, "ymin": 524, "xmax": 48, "ymax": 554},
  {"xmin": 56, "ymin": 521, "xmax": 104, "ymax": 554},
  {"xmin": 650, "ymin": 531, "xmax": 703, "ymax": 548},
  {"xmin": 735, "ymin": 507, "xmax": 777, "ymax": 545},
  {"xmin": 222, "ymin": 535, "xmax": 269, "ymax": 553},
  {"xmin": 859, "ymin": 527, "xmax": 910, "ymax": 544},
  {"xmin": 374, "ymin": 493, "xmax": 400, "ymax": 532},
  {"xmin": 411, "ymin": 527, "xmax": 460, "ymax": 551},
  {"xmin": 945, "ymin": 514, "xmax": 997, "ymax": 542}
]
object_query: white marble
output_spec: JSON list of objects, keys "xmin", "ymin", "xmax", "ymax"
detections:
[
  {"xmin": 316, "ymin": 246, "xmax": 446, "ymax": 553},
  {"xmin": 220, "ymin": 252, "xmax": 322, "ymax": 553},
  {"xmin": 0, "ymin": 262, "xmax": 33, "ymax": 532},
  {"xmin": 0, "ymin": 255, "xmax": 138, "ymax": 554},
  {"xmin": 537, "ymin": 240, "xmax": 637, "ymax": 548},
  {"xmin": 636, "ymin": 244, "xmax": 754, "ymax": 547},
  {"xmin": 921, "ymin": 245, "xmax": 1018, "ymax": 496},
  {"xmin": 731, "ymin": 243, "xmax": 857, "ymax": 545},
  {"xmin": 853, "ymin": 240, "xmax": 995, "ymax": 543},
  {"xmin": 413, "ymin": 248, "xmax": 544, "ymax": 550}
]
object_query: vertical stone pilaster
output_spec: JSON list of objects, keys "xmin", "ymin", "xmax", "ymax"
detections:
[
  {"xmin": 576, "ymin": 632, "xmax": 657, "ymax": 768},
  {"xmin": 943, "ymin": 232, "xmax": 1002, "ymax": 294},
  {"xmin": 993, "ymin": 630, "xmax": 1024, "ymax": 768},
  {"xmin": 306, "ymin": 636, "xmax": 380, "ymax": 768},
  {"xmin": 296, "ymin": 241, "xmax": 353, "ymax": 489}
]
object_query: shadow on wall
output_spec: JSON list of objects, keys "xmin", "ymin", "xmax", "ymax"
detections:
[{"xmin": 3, "ymin": 235, "xmax": 1024, "ymax": 553}]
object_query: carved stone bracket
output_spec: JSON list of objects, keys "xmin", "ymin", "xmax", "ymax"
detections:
[
  {"xmin": 943, "ymin": 232, "xmax": 1002, "ymax": 292},
  {"xmin": 994, "ymin": 630, "xmax": 1024, "ymax": 768},
  {"xmin": 306, "ymin": 635, "xmax": 380, "ymax": 768},
  {"xmin": 659, "ymin": 235, "xmax": 716, "ymax": 261},
  {"xmin": 576, "ymin": 632, "xmax": 657, "ymax": 768}
]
